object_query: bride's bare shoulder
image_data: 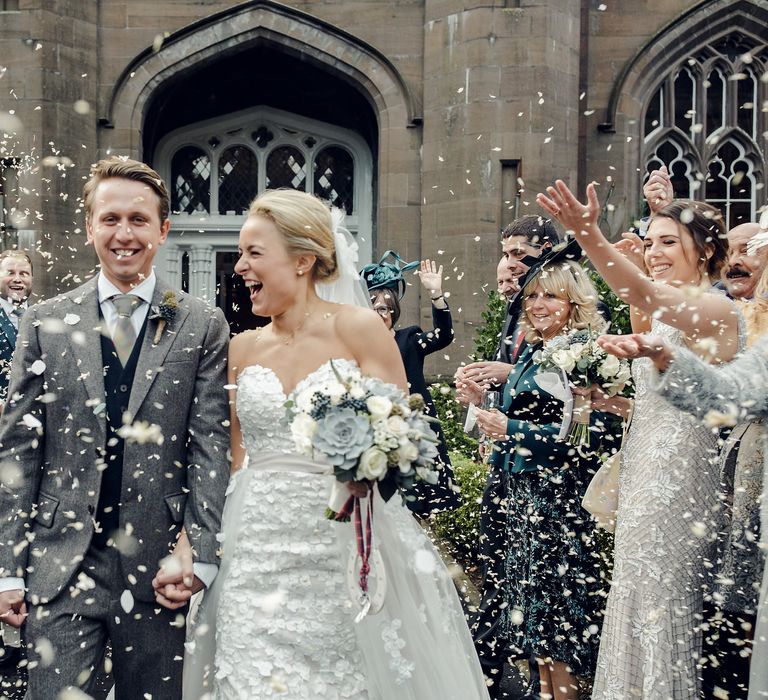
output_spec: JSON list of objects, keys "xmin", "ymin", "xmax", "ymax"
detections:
[
  {"xmin": 332, "ymin": 304, "xmax": 383, "ymax": 336},
  {"xmin": 228, "ymin": 327, "xmax": 268, "ymax": 364}
]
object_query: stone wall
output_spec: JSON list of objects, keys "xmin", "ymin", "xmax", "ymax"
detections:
[{"xmin": 0, "ymin": 0, "xmax": 758, "ymax": 375}]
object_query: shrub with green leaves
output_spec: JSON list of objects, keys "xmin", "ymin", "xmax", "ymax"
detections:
[
  {"xmin": 429, "ymin": 382, "xmax": 479, "ymax": 460},
  {"xmin": 431, "ymin": 451, "xmax": 488, "ymax": 571},
  {"xmin": 588, "ymin": 268, "xmax": 632, "ymax": 336},
  {"xmin": 472, "ymin": 290, "xmax": 507, "ymax": 361}
]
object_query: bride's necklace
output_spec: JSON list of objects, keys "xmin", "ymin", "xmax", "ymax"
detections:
[{"xmin": 261, "ymin": 306, "xmax": 332, "ymax": 345}]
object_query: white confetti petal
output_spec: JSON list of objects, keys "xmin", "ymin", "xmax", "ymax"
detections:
[
  {"xmin": 63, "ymin": 313, "xmax": 80, "ymax": 325},
  {"xmin": 29, "ymin": 360, "xmax": 46, "ymax": 375},
  {"xmin": 119, "ymin": 589, "xmax": 134, "ymax": 614}
]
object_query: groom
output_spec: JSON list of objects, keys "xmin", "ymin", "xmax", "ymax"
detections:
[{"xmin": 0, "ymin": 157, "xmax": 230, "ymax": 698}]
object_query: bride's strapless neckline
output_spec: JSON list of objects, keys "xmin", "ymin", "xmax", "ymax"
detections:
[{"xmin": 237, "ymin": 357, "xmax": 358, "ymax": 399}]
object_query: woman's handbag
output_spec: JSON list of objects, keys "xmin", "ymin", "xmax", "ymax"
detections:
[{"xmin": 582, "ymin": 412, "xmax": 631, "ymax": 533}]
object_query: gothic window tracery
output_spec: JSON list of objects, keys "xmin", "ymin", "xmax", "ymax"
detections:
[{"xmin": 641, "ymin": 32, "xmax": 766, "ymax": 229}]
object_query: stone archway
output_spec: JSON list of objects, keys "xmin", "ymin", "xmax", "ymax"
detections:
[{"xmin": 103, "ymin": 0, "xmax": 422, "ymax": 255}]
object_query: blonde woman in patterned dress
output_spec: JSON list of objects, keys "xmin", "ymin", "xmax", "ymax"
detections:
[{"xmin": 538, "ymin": 181, "xmax": 742, "ymax": 699}]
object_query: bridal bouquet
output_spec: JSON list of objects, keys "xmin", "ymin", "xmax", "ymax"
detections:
[
  {"xmin": 286, "ymin": 362, "xmax": 440, "ymax": 519},
  {"xmin": 534, "ymin": 328, "xmax": 631, "ymax": 448}
]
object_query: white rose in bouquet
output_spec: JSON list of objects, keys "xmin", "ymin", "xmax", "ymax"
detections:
[
  {"xmin": 386, "ymin": 415, "xmax": 409, "ymax": 438},
  {"xmin": 325, "ymin": 381, "xmax": 347, "ymax": 405},
  {"xmin": 396, "ymin": 440, "xmax": 420, "ymax": 472},
  {"xmin": 358, "ymin": 447, "xmax": 389, "ymax": 480},
  {"xmin": 551, "ymin": 349, "xmax": 576, "ymax": 373},
  {"xmin": 597, "ymin": 353, "xmax": 621, "ymax": 380},
  {"xmin": 290, "ymin": 413, "xmax": 317, "ymax": 454},
  {"xmin": 570, "ymin": 343, "xmax": 586, "ymax": 359},
  {"xmin": 366, "ymin": 395, "xmax": 393, "ymax": 420},
  {"xmin": 295, "ymin": 386, "xmax": 315, "ymax": 414}
]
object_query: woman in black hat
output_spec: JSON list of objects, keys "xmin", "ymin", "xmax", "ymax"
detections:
[{"xmin": 362, "ymin": 254, "xmax": 461, "ymax": 514}]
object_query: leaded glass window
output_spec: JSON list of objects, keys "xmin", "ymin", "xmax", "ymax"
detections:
[
  {"xmin": 314, "ymin": 146, "xmax": 354, "ymax": 214},
  {"xmin": 218, "ymin": 146, "xmax": 258, "ymax": 215},
  {"xmin": 171, "ymin": 146, "xmax": 210, "ymax": 214},
  {"xmin": 641, "ymin": 32, "xmax": 766, "ymax": 226},
  {"xmin": 266, "ymin": 146, "xmax": 307, "ymax": 191}
]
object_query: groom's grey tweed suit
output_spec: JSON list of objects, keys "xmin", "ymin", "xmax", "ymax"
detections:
[{"xmin": 0, "ymin": 275, "xmax": 229, "ymax": 698}]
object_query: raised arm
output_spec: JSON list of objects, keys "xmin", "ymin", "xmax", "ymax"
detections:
[
  {"xmin": 537, "ymin": 181, "xmax": 739, "ymax": 360},
  {"xmin": 412, "ymin": 259, "xmax": 454, "ymax": 355},
  {"xmin": 599, "ymin": 333, "xmax": 768, "ymax": 423}
]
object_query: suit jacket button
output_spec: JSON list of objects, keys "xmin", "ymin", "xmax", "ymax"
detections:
[{"xmin": 119, "ymin": 384, "xmax": 128, "ymax": 393}]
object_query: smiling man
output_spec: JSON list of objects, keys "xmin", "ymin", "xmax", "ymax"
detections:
[
  {"xmin": 0, "ymin": 157, "xmax": 230, "ymax": 699},
  {"xmin": 0, "ymin": 251, "xmax": 32, "ymax": 408},
  {"xmin": 722, "ymin": 222, "xmax": 767, "ymax": 299}
]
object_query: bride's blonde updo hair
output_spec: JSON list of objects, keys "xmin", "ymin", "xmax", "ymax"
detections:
[{"xmin": 248, "ymin": 189, "xmax": 339, "ymax": 282}]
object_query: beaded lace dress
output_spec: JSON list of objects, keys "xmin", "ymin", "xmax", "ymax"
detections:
[
  {"xmin": 592, "ymin": 320, "xmax": 724, "ymax": 699},
  {"xmin": 183, "ymin": 359, "xmax": 489, "ymax": 700}
]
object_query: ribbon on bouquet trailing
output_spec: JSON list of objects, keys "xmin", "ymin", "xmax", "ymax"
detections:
[
  {"xmin": 354, "ymin": 495, "xmax": 375, "ymax": 598},
  {"xmin": 534, "ymin": 369, "xmax": 574, "ymax": 441}
]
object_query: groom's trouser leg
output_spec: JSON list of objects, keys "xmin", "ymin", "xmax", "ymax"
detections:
[
  {"xmin": 25, "ymin": 549, "xmax": 111, "ymax": 699},
  {"xmin": 26, "ymin": 546, "xmax": 186, "ymax": 700}
]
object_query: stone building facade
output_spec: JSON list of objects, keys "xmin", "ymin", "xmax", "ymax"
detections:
[{"xmin": 0, "ymin": 0, "xmax": 765, "ymax": 371}]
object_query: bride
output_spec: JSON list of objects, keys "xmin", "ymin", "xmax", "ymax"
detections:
[{"xmin": 183, "ymin": 189, "xmax": 490, "ymax": 699}]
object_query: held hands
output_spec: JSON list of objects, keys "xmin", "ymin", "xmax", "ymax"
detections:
[
  {"xmin": 572, "ymin": 383, "xmax": 633, "ymax": 419},
  {"xmin": 0, "ymin": 589, "xmax": 26, "ymax": 628},
  {"xmin": 457, "ymin": 361, "xmax": 512, "ymax": 389},
  {"xmin": 416, "ymin": 259, "xmax": 443, "ymax": 297},
  {"xmin": 643, "ymin": 165, "xmax": 674, "ymax": 214},
  {"xmin": 598, "ymin": 334, "xmax": 674, "ymax": 372},
  {"xmin": 537, "ymin": 180, "xmax": 601, "ymax": 238},
  {"xmin": 152, "ymin": 528, "xmax": 204, "ymax": 610},
  {"xmin": 454, "ymin": 374, "xmax": 485, "ymax": 407},
  {"xmin": 346, "ymin": 481, "xmax": 371, "ymax": 498}
]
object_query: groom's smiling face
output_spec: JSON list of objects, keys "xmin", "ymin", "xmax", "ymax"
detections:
[{"xmin": 86, "ymin": 178, "xmax": 170, "ymax": 292}]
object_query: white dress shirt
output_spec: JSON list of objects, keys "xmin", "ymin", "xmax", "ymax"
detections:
[{"xmin": 0, "ymin": 297, "xmax": 28, "ymax": 331}]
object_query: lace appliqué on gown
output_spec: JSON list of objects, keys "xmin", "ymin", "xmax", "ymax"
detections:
[
  {"xmin": 593, "ymin": 320, "xmax": 722, "ymax": 700},
  {"xmin": 196, "ymin": 359, "xmax": 490, "ymax": 700},
  {"xmin": 214, "ymin": 360, "xmax": 369, "ymax": 699}
]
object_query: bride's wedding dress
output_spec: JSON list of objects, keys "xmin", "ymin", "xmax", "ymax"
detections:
[{"xmin": 184, "ymin": 358, "xmax": 490, "ymax": 699}]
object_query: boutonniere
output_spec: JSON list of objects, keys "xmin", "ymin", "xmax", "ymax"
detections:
[{"xmin": 149, "ymin": 291, "xmax": 179, "ymax": 344}]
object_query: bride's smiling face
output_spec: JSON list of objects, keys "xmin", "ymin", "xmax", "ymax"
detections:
[
  {"xmin": 235, "ymin": 215, "xmax": 302, "ymax": 317},
  {"xmin": 643, "ymin": 217, "xmax": 706, "ymax": 286}
]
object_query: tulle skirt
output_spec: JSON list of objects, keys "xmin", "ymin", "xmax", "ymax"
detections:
[{"xmin": 183, "ymin": 452, "xmax": 489, "ymax": 700}]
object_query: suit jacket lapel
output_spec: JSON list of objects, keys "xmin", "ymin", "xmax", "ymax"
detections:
[
  {"xmin": 0, "ymin": 309, "xmax": 16, "ymax": 346},
  {"xmin": 127, "ymin": 279, "xmax": 188, "ymax": 419},
  {"xmin": 67, "ymin": 278, "xmax": 108, "ymax": 442}
]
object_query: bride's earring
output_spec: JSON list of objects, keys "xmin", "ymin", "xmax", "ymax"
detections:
[{"xmin": 297, "ymin": 269, "xmax": 304, "ymax": 276}]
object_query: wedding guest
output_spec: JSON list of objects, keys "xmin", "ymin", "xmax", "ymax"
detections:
[
  {"xmin": 497, "ymin": 258, "xmax": 517, "ymax": 301},
  {"xmin": 723, "ymin": 222, "xmax": 766, "ymax": 300},
  {"xmin": 596, "ymin": 329, "xmax": 768, "ymax": 700},
  {"xmin": 539, "ymin": 181, "xmax": 741, "ymax": 698},
  {"xmin": 363, "ymin": 255, "xmax": 460, "ymax": 514},
  {"xmin": 699, "ymin": 261, "xmax": 767, "ymax": 699},
  {"xmin": 461, "ymin": 260, "xmax": 617, "ymax": 700},
  {"xmin": 0, "ymin": 250, "xmax": 32, "ymax": 409}
]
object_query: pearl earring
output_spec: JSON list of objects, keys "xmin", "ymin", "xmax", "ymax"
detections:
[{"xmin": 297, "ymin": 269, "xmax": 304, "ymax": 276}]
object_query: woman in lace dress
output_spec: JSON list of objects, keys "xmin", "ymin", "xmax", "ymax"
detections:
[
  {"xmin": 183, "ymin": 189, "xmax": 490, "ymax": 699},
  {"xmin": 538, "ymin": 182, "xmax": 741, "ymax": 699}
]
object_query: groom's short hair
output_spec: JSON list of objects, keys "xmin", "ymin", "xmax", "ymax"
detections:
[{"xmin": 83, "ymin": 156, "xmax": 170, "ymax": 222}]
